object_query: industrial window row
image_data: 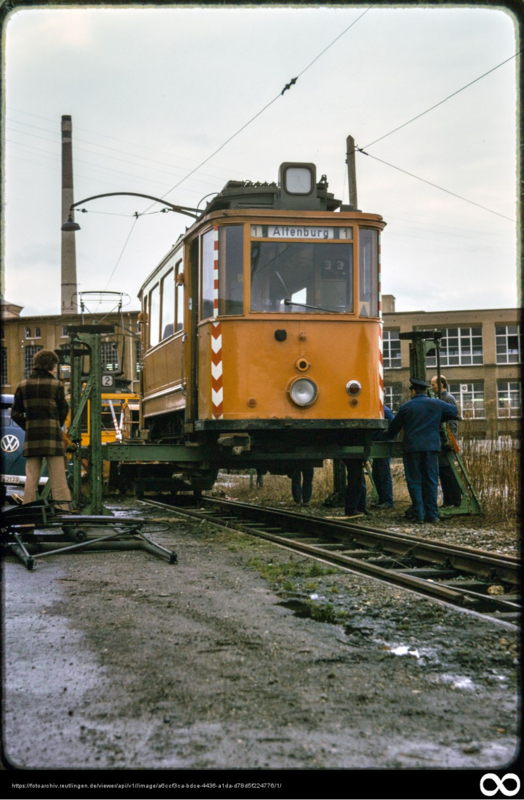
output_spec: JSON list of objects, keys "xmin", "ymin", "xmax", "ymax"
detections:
[
  {"xmin": 385, "ymin": 378, "xmax": 521, "ymax": 420},
  {"xmin": 384, "ymin": 324, "xmax": 522, "ymax": 368}
]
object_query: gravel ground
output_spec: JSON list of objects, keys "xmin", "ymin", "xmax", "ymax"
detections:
[{"xmin": 2, "ymin": 491, "xmax": 521, "ymax": 797}]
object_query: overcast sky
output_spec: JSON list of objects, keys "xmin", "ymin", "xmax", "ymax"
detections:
[{"xmin": 3, "ymin": 2, "xmax": 518, "ymax": 317}]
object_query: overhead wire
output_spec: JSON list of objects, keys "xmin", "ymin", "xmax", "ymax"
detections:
[
  {"xmin": 11, "ymin": 7, "xmax": 515, "ymax": 281},
  {"xmin": 100, "ymin": 5, "xmax": 375, "ymax": 276},
  {"xmin": 352, "ymin": 52, "xmax": 519, "ymax": 223},
  {"xmin": 356, "ymin": 149, "xmax": 516, "ymax": 223},
  {"xmin": 8, "ymin": 107, "xmax": 250, "ymax": 177},
  {"xmin": 143, "ymin": 4, "xmax": 375, "ymax": 211},
  {"xmin": 103, "ymin": 216, "xmax": 140, "ymax": 291},
  {"xmin": 361, "ymin": 51, "xmax": 520, "ymax": 150},
  {"xmin": 6, "ymin": 123, "xmax": 229, "ymax": 189},
  {"xmin": 6, "ymin": 136, "xmax": 225, "ymax": 197}
]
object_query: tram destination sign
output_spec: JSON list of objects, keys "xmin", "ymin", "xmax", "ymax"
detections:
[{"xmin": 251, "ymin": 225, "xmax": 352, "ymax": 240}]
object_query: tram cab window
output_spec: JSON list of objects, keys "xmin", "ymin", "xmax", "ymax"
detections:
[
  {"xmin": 359, "ymin": 229, "xmax": 379, "ymax": 317},
  {"xmin": 219, "ymin": 226, "xmax": 244, "ymax": 315},
  {"xmin": 161, "ymin": 269, "xmax": 175, "ymax": 340},
  {"xmin": 250, "ymin": 241, "xmax": 353, "ymax": 313},
  {"xmin": 201, "ymin": 230, "xmax": 215, "ymax": 320},
  {"xmin": 149, "ymin": 284, "xmax": 160, "ymax": 348}
]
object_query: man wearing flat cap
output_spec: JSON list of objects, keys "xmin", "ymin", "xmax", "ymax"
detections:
[{"xmin": 386, "ymin": 377, "xmax": 459, "ymax": 523}]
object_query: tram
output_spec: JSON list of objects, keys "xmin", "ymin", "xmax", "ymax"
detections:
[{"xmin": 137, "ymin": 140, "xmax": 387, "ymax": 491}]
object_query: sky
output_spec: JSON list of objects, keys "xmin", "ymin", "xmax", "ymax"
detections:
[{"xmin": 3, "ymin": 2, "xmax": 519, "ymax": 317}]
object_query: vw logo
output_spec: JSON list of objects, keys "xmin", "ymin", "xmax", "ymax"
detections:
[
  {"xmin": 481, "ymin": 774, "xmax": 521, "ymax": 797},
  {"xmin": 1, "ymin": 434, "xmax": 20, "ymax": 453}
]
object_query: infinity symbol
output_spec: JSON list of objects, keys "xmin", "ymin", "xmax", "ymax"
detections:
[{"xmin": 480, "ymin": 774, "xmax": 520, "ymax": 797}]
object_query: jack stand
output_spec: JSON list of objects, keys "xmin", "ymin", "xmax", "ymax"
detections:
[
  {"xmin": 1, "ymin": 499, "xmax": 177, "ymax": 570},
  {"xmin": 438, "ymin": 447, "xmax": 482, "ymax": 517},
  {"xmin": 364, "ymin": 460, "xmax": 379, "ymax": 505}
]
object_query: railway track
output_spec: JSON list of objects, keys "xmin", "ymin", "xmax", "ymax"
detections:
[{"xmin": 140, "ymin": 496, "xmax": 520, "ymax": 628}]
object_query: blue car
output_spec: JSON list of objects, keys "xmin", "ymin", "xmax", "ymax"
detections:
[{"xmin": 1, "ymin": 394, "xmax": 48, "ymax": 492}]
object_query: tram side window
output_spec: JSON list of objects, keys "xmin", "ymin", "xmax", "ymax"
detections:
[
  {"xmin": 201, "ymin": 230, "xmax": 215, "ymax": 320},
  {"xmin": 219, "ymin": 226, "xmax": 244, "ymax": 315},
  {"xmin": 175, "ymin": 261, "xmax": 184, "ymax": 332},
  {"xmin": 161, "ymin": 269, "xmax": 175, "ymax": 340},
  {"xmin": 359, "ymin": 229, "xmax": 379, "ymax": 317},
  {"xmin": 251, "ymin": 242, "xmax": 353, "ymax": 313},
  {"xmin": 149, "ymin": 284, "xmax": 160, "ymax": 348}
]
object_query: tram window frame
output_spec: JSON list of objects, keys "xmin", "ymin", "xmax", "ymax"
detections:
[
  {"xmin": 201, "ymin": 229, "xmax": 215, "ymax": 321},
  {"xmin": 148, "ymin": 283, "xmax": 161, "ymax": 349},
  {"xmin": 160, "ymin": 268, "xmax": 175, "ymax": 340},
  {"xmin": 249, "ymin": 237, "xmax": 354, "ymax": 314},
  {"xmin": 359, "ymin": 228, "xmax": 379, "ymax": 318},
  {"xmin": 219, "ymin": 225, "xmax": 244, "ymax": 316}
]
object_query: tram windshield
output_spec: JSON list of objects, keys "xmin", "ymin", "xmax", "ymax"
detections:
[{"xmin": 250, "ymin": 242, "xmax": 353, "ymax": 313}]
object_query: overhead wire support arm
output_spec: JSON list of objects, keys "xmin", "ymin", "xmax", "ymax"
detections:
[{"xmin": 62, "ymin": 192, "xmax": 201, "ymax": 231}]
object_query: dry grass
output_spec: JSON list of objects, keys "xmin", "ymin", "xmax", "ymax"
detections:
[{"xmin": 458, "ymin": 419, "xmax": 520, "ymax": 525}]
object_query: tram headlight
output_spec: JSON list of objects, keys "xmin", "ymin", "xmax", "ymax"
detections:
[
  {"xmin": 288, "ymin": 377, "xmax": 318, "ymax": 407},
  {"xmin": 346, "ymin": 380, "xmax": 362, "ymax": 396}
]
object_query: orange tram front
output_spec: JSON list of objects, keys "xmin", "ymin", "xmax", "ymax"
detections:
[{"xmin": 138, "ymin": 160, "xmax": 388, "ymax": 489}]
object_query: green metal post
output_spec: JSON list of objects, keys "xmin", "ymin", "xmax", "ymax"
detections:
[
  {"xmin": 71, "ymin": 336, "xmax": 83, "ymax": 509},
  {"xmin": 86, "ymin": 332, "xmax": 104, "ymax": 515}
]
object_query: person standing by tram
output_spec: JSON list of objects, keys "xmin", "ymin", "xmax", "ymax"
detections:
[
  {"xmin": 289, "ymin": 466, "xmax": 314, "ymax": 505},
  {"xmin": 343, "ymin": 459, "xmax": 369, "ymax": 517},
  {"xmin": 386, "ymin": 377, "xmax": 459, "ymax": 523},
  {"xmin": 11, "ymin": 349, "xmax": 72, "ymax": 509},
  {"xmin": 430, "ymin": 374, "xmax": 462, "ymax": 508},
  {"xmin": 371, "ymin": 405, "xmax": 395, "ymax": 509}
]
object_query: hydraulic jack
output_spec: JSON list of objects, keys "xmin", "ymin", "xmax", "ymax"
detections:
[{"xmin": 1, "ymin": 499, "xmax": 177, "ymax": 570}]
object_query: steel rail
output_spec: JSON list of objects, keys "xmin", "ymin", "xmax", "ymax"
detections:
[
  {"xmin": 200, "ymin": 498, "xmax": 520, "ymax": 584},
  {"xmin": 139, "ymin": 496, "xmax": 520, "ymax": 626}
]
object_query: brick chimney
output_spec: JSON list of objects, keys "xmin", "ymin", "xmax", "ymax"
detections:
[{"xmin": 61, "ymin": 115, "xmax": 78, "ymax": 313}]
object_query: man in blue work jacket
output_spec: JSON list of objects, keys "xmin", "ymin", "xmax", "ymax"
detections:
[{"xmin": 386, "ymin": 377, "xmax": 459, "ymax": 523}]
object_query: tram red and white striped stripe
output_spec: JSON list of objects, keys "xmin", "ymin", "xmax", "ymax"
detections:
[
  {"xmin": 211, "ymin": 225, "xmax": 224, "ymax": 419},
  {"xmin": 378, "ymin": 236, "xmax": 384, "ymax": 416}
]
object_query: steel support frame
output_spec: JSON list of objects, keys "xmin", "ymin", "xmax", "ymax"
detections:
[{"xmin": 66, "ymin": 326, "xmax": 113, "ymax": 515}]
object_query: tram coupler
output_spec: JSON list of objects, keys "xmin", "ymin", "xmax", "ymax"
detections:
[{"xmin": 217, "ymin": 433, "xmax": 251, "ymax": 454}]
